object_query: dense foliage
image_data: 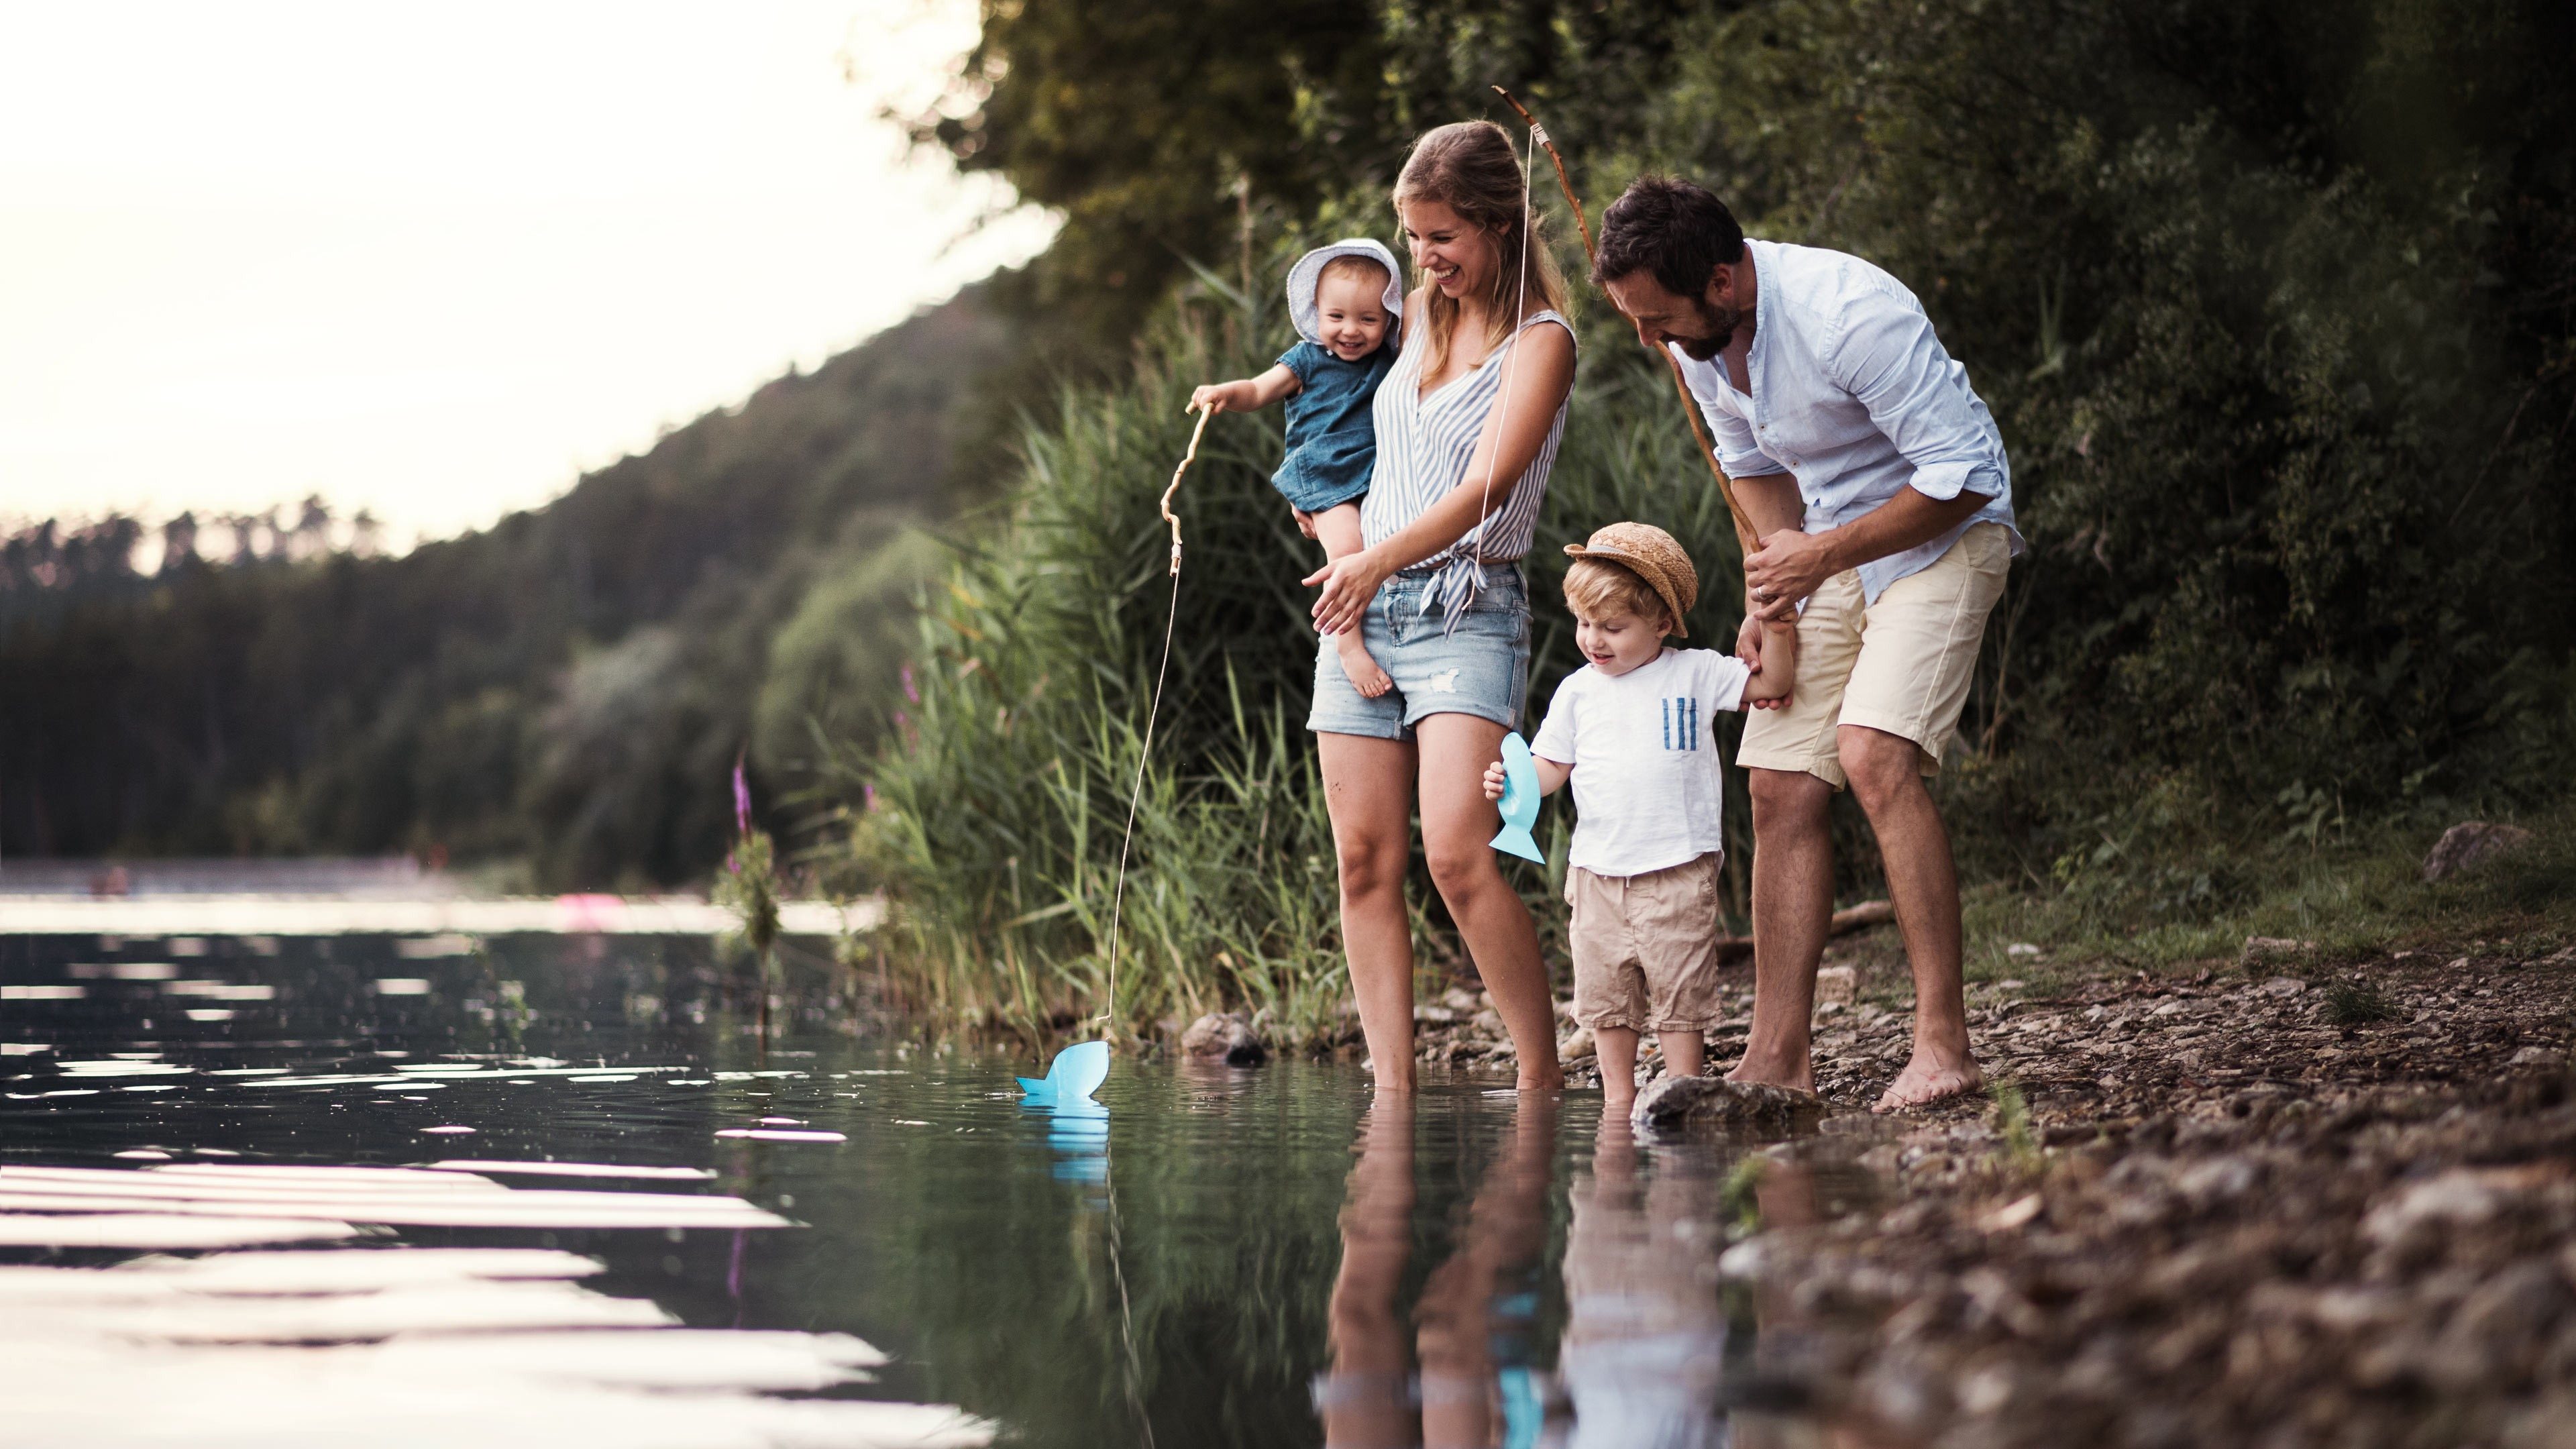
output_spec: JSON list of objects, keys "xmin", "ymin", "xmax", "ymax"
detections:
[
  {"xmin": 849, "ymin": 0, "xmax": 2576, "ymax": 1032},
  {"xmin": 1, "ymin": 295, "xmax": 1004, "ymax": 886}
]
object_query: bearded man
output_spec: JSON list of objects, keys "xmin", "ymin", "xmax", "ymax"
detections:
[{"xmin": 1593, "ymin": 176, "xmax": 2022, "ymax": 1110}]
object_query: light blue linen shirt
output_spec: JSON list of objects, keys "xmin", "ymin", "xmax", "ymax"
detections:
[{"xmin": 1670, "ymin": 238, "xmax": 2022, "ymax": 604}]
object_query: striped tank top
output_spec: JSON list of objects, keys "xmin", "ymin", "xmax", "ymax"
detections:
[{"xmin": 1359, "ymin": 308, "xmax": 1575, "ymax": 631}]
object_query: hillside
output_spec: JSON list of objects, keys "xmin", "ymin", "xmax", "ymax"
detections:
[{"xmin": 0, "ymin": 287, "xmax": 1008, "ymax": 888}]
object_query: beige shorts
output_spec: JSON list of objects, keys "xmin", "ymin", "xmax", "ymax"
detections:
[
  {"xmin": 1737, "ymin": 521, "xmax": 2012, "ymax": 789},
  {"xmin": 1566, "ymin": 853, "xmax": 1726, "ymax": 1033}
]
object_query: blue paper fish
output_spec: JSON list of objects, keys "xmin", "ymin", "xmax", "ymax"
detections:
[
  {"xmin": 1489, "ymin": 731, "xmax": 1545, "ymax": 863},
  {"xmin": 1017, "ymin": 1040, "xmax": 1110, "ymax": 1107}
]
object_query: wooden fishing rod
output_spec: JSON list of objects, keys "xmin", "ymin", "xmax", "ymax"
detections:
[{"xmin": 1491, "ymin": 86, "xmax": 1760, "ymax": 566}]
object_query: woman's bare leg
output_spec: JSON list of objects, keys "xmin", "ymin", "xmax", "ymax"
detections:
[
  {"xmin": 1312, "ymin": 504, "xmax": 1394, "ymax": 698},
  {"xmin": 1320, "ymin": 730, "xmax": 1420, "ymax": 1093},
  {"xmin": 1414, "ymin": 712, "xmax": 1562, "ymax": 1089}
]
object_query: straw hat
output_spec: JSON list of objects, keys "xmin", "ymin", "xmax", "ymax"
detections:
[
  {"xmin": 1564, "ymin": 522, "xmax": 1699, "ymax": 637},
  {"xmin": 1286, "ymin": 239, "xmax": 1405, "ymax": 346}
]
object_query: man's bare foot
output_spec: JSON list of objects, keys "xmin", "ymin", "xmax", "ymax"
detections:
[
  {"xmin": 1336, "ymin": 635, "xmax": 1393, "ymax": 698},
  {"xmin": 1725, "ymin": 1057, "xmax": 1815, "ymax": 1095},
  {"xmin": 1873, "ymin": 1051, "xmax": 1983, "ymax": 1112},
  {"xmin": 1516, "ymin": 1067, "xmax": 1565, "ymax": 1091}
]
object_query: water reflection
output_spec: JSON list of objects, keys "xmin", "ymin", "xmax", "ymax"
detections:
[
  {"xmin": 1322, "ymin": 1100, "xmax": 1558, "ymax": 1448},
  {"xmin": 0, "ymin": 931, "xmax": 1872, "ymax": 1446},
  {"xmin": 1561, "ymin": 1111, "xmax": 1731, "ymax": 1448}
]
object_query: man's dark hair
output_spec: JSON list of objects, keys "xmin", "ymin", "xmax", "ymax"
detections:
[{"xmin": 1593, "ymin": 176, "xmax": 1746, "ymax": 297}]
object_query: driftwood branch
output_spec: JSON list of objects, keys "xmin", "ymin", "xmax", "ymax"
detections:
[{"xmin": 1713, "ymin": 898, "xmax": 1894, "ymax": 963}]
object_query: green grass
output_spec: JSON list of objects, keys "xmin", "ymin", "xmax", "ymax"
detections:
[{"xmin": 1953, "ymin": 796, "xmax": 2576, "ymax": 994}]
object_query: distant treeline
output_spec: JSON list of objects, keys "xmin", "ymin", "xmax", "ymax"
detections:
[
  {"xmin": 1, "ymin": 293, "xmax": 1006, "ymax": 887},
  {"xmin": 851, "ymin": 0, "xmax": 2576, "ymax": 1034}
]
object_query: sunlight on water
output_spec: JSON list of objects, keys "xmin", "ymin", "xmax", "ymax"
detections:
[{"xmin": 0, "ymin": 931, "xmax": 1878, "ymax": 1446}]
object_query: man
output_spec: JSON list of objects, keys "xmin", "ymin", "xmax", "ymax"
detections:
[{"xmin": 1593, "ymin": 176, "xmax": 2022, "ymax": 1111}]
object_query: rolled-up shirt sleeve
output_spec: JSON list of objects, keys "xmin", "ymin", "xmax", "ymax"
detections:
[{"xmin": 1830, "ymin": 287, "xmax": 2006, "ymax": 502}]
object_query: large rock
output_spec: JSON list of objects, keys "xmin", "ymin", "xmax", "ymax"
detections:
[
  {"xmin": 1631, "ymin": 1074, "xmax": 1825, "ymax": 1131},
  {"xmin": 2422, "ymin": 820, "xmax": 2535, "ymax": 883},
  {"xmin": 1178, "ymin": 1012, "xmax": 1267, "ymax": 1067}
]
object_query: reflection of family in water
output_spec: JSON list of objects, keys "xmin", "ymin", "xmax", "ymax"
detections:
[{"xmin": 1318, "ymin": 1102, "xmax": 1819, "ymax": 1448}]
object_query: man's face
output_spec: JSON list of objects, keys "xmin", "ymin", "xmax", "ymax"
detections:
[{"xmin": 1603, "ymin": 266, "xmax": 1742, "ymax": 362}]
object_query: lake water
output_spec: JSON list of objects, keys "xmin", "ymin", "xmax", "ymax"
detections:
[{"xmin": 0, "ymin": 932, "xmax": 1876, "ymax": 1447}]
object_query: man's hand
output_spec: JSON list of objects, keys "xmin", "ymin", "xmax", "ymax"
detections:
[
  {"xmin": 1745, "ymin": 528, "xmax": 1837, "ymax": 623},
  {"xmin": 1481, "ymin": 760, "xmax": 1508, "ymax": 801}
]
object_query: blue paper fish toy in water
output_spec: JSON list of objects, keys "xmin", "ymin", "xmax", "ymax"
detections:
[
  {"xmin": 1489, "ymin": 731, "xmax": 1545, "ymax": 863},
  {"xmin": 1017, "ymin": 1040, "xmax": 1110, "ymax": 1107}
]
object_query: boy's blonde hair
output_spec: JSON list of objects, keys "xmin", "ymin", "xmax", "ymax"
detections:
[
  {"xmin": 1315, "ymin": 252, "xmax": 1391, "ymax": 301},
  {"xmin": 1562, "ymin": 557, "xmax": 1672, "ymax": 631}
]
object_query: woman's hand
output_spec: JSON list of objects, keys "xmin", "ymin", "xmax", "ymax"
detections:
[
  {"xmin": 1304, "ymin": 547, "xmax": 1393, "ymax": 637},
  {"xmin": 1481, "ymin": 760, "xmax": 1509, "ymax": 801}
]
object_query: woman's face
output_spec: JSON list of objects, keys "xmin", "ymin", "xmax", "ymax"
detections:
[{"xmin": 1397, "ymin": 197, "xmax": 1495, "ymax": 303}]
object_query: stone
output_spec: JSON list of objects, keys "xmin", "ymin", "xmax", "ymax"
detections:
[
  {"xmin": 1816, "ymin": 964, "xmax": 1858, "ymax": 1008},
  {"xmin": 2427, "ymin": 1260, "xmax": 2574, "ymax": 1389},
  {"xmin": 1178, "ymin": 1012, "xmax": 1267, "ymax": 1067},
  {"xmin": 2422, "ymin": 820, "xmax": 2536, "ymax": 882},
  {"xmin": 2241, "ymin": 936, "xmax": 2316, "ymax": 964},
  {"xmin": 2259, "ymin": 976, "xmax": 2307, "ymax": 997},
  {"xmin": 1631, "ymin": 1073, "xmax": 1825, "ymax": 1131},
  {"xmin": 1557, "ymin": 1026, "xmax": 1595, "ymax": 1062},
  {"xmin": 2512, "ymin": 1046, "xmax": 2569, "ymax": 1070}
]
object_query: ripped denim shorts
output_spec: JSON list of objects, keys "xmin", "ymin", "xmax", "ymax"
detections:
[{"xmin": 1305, "ymin": 566, "xmax": 1529, "ymax": 741}]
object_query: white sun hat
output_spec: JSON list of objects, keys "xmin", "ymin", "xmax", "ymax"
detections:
[{"xmin": 1285, "ymin": 239, "xmax": 1405, "ymax": 346}]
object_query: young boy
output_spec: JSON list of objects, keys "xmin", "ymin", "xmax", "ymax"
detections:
[
  {"xmin": 1191, "ymin": 239, "xmax": 1403, "ymax": 697},
  {"xmin": 1483, "ymin": 522, "xmax": 1795, "ymax": 1109}
]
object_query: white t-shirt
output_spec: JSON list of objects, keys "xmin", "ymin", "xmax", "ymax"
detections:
[{"xmin": 1530, "ymin": 647, "xmax": 1752, "ymax": 877}]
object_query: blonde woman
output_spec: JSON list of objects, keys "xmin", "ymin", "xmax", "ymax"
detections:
[{"xmin": 1303, "ymin": 121, "xmax": 1576, "ymax": 1092}]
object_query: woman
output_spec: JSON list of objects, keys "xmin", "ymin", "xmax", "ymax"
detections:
[{"xmin": 1303, "ymin": 120, "xmax": 1577, "ymax": 1092}]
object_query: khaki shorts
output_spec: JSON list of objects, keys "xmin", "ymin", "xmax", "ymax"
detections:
[
  {"xmin": 1737, "ymin": 521, "xmax": 2012, "ymax": 789},
  {"xmin": 1566, "ymin": 853, "xmax": 1726, "ymax": 1033}
]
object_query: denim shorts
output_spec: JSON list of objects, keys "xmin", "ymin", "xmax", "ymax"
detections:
[{"xmin": 1306, "ymin": 567, "xmax": 1530, "ymax": 740}]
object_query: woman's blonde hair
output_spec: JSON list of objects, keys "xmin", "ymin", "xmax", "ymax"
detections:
[{"xmin": 1393, "ymin": 121, "xmax": 1569, "ymax": 381}]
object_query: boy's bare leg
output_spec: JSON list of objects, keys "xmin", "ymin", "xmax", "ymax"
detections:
[
  {"xmin": 1595, "ymin": 1026, "xmax": 1639, "ymax": 1112},
  {"xmin": 1731, "ymin": 767, "xmax": 1835, "ymax": 1093},
  {"xmin": 1312, "ymin": 502, "xmax": 1393, "ymax": 698},
  {"xmin": 1659, "ymin": 1028, "xmax": 1706, "ymax": 1080},
  {"xmin": 1839, "ymin": 725, "xmax": 1982, "ymax": 1111}
]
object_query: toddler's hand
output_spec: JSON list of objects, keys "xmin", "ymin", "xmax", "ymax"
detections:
[
  {"xmin": 1481, "ymin": 760, "xmax": 1508, "ymax": 801},
  {"xmin": 1188, "ymin": 382, "xmax": 1232, "ymax": 415}
]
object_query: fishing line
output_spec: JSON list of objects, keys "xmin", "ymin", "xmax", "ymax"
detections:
[
  {"xmin": 1097, "ymin": 402, "xmax": 1212, "ymax": 1028},
  {"xmin": 1466, "ymin": 115, "xmax": 1539, "ymax": 595}
]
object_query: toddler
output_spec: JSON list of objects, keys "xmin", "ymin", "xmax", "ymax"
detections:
[
  {"xmin": 1191, "ymin": 239, "xmax": 1404, "ymax": 697},
  {"xmin": 1483, "ymin": 522, "xmax": 1794, "ymax": 1109}
]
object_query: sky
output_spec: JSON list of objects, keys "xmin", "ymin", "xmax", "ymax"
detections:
[{"xmin": 0, "ymin": 1, "xmax": 1054, "ymax": 547}]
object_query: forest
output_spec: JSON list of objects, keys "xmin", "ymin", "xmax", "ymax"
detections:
[
  {"xmin": 7, "ymin": 0, "xmax": 2571, "ymax": 1040},
  {"xmin": 1, "ymin": 292, "xmax": 1005, "ymax": 885}
]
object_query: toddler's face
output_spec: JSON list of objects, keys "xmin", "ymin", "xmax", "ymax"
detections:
[
  {"xmin": 1313, "ymin": 272, "xmax": 1393, "ymax": 362},
  {"xmin": 1572, "ymin": 606, "xmax": 1669, "ymax": 678}
]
